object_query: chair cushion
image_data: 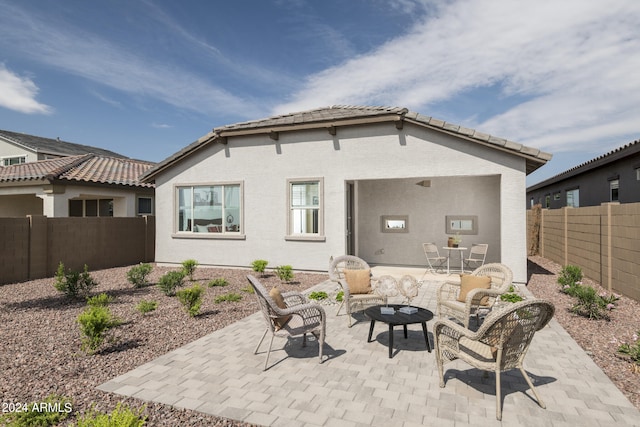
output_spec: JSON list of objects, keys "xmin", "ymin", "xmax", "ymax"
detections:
[
  {"xmin": 344, "ymin": 269, "xmax": 372, "ymax": 294},
  {"xmin": 269, "ymin": 287, "xmax": 292, "ymax": 330},
  {"xmin": 457, "ymin": 274, "xmax": 491, "ymax": 306}
]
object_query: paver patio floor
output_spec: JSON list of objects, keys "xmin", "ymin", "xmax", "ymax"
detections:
[{"xmin": 99, "ymin": 268, "xmax": 640, "ymax": 426}]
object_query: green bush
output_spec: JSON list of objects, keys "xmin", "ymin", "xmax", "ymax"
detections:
[
  {"xmin": 176, "ymin": 284, "xmax": 204, "ymax": 317},
  {"xmin": 214, "ymin": 293, "xmax": 242, "ymax": 303},
  {"xmin": 275, "ymin": 265, "xmax": 294, "ymax": 282},
  {"xmin": 181, "ymin": 259, "xmax": 199, "ymax": 281},
  {"xmin": 618, "ymin": 330, "xmax": 640, "ymax": 367},
  {"xmin": 77, "ymin": 305, "xmax": 121, "ymax": 353},
  {"xmin": 76, "ymin": 403, "xmax": 146, "ymax": 427},
  {"xmin": 207, "ymin": 278, "xmax": 228, "ymax": 287},
  {"xmin": 127, "ymin": 263, "xmax": 153, "ymax": 288},
  {"xmin": 570, "ymin": 285, "xmax": 608, "ymax": 320},
  {"xmin": 308, "ymin": 291, "xmax": 328, "ymax": 301},
  {"xmin": 157, "ymin": 270, "xmax": 185, "ymax": 296},
  {"xmin": 335, "ymin": 290, "xmax": 344, "ymax": 302},
  {"xmin": 251, "ymin": 259, "xmax": 268, "ymax": 275},
  {"xmin": 0, "ymin": 394, "xmax": 72, "ymax": 427},
  {"xmin": 241, "ymin": 285, "xmax": 254, "ymax": 294},
  {"xmin": 136, "ymin": 300, "xmax": 157, "ymax": 315},
  {"xmin": 54, "ymin": 262, "xmax": 98, "ymax": 299},
  {"xmin": 500, "ymin": 293, "xmax": 523, "ymax": 303},
  {"xmin": 87, "ymin": 293, "xmax": 113, "ymax": 307}
]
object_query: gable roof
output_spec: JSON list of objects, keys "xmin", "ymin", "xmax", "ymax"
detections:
[
  {"xmin": 0, "ymin": 129, "xmax": 128, "ymax": 159},
  {"xmin": 0, "ymin": 154, "xmax": 155, "ymax": 188},
  {"xmin": 527, "ymin": 139, "xmax": 640, "ymax": 191},
  {"xmin": 141, "ymin": 105, "xmax": 552, "ymax": 182}
]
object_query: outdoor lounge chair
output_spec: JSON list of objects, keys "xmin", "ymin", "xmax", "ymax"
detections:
[
  {"xmin": 436, "ymin": 263, "xmax": 513, "ymax": 328},
  {"xmin": 434, "ymin": 299, "xmax": 555, "ymax": 420},
  {"xmin": 247, "ymin": 275, "xmax": 326, "ymax": 370},
  {"xmin": 329, "ymin": 255, "xmax": 387, "ymax": 327}
]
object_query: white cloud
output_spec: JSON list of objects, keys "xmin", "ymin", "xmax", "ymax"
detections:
[
  {"xmin": 274, "ymin": 0, "xmax": 640, "ymax": 153},
  {"xmin": 0, "ymin": 64, "xmax": 52, "ymax": 114},
  {"xmin": 151, "ymin": 122, "xmax": 172, "ymax": 129}
]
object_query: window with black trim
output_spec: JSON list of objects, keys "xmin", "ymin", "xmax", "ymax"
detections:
[
  {"xmin": 287, "ymin": 178, "xmax": 324, "ymax": 239},
  {"xmin": 69, "ymin": 199, "xmax": 113, "ymax": 217},
  {"xmin": 566, "ymin": 188, "xmax": 579, "ymax": 208},
  {"xmin": 137, "ymin": 197, "xmax": 153, "ymax": 215},
  {"xmin": 176, "ymin": 183, "xmax": 242, "ymax": 234},
  {"xmin": 610, "ymin": 179, "xmax": 619, "ymax": 202}
]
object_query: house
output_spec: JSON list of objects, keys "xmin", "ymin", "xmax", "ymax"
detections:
[
  {"xmin": 527, "ymin": 139, "xmax": 640, "ymax": 209},
  {"xmin": 142, "ymin": 105, "xmax": 551, "ymax": 283},
  {"xmin": 0, "ymin": 154, "xmax": 155, "ymax": 217},
  {"xmin": 0, "ymin": 129, "xmax": 127, "ymax": 165}
]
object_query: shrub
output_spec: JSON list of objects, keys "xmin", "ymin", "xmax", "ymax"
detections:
[
  {"xmin": 77, "ymin": 305, "xmax": 121, "ymax": 353},
  {"xmin": 617, "ymin": 331, "xmax": 640, "ymax": 367},
  {"xmin": 176, "ymin": 284, "xmax": 204, "ymax": 317},
  {"xmin": 127, "ymin": 263, "xmax": 153, "ymax": 288},
  {"xmin": 207, "ymin": 278, "xmax": 228, "ymax": 287},
  {"xmin": 335, "ymin": 290, "xmax": 344, "ymax": 302},
  {"xmin": 54, "ymin": 262, "xmax": 98, "ymax": 299},
  {"xmin": 76, "ymin": 403, "xmax": 146, "ymax": 427},
  {"xmin": 136, "ymin": 300, "xmax": 157, "ymax": 315},
  {"xmin": 0, "ymin": 394, "xmax": 72, "ymax": 427},
  {"xmin": 251, "ymin": 259, "xmax": 268, "ymax": 275},
  {"xmin": 308, "ymin": 291, "xmax": 328, "ymax": 301},
  {"xmin": 157, "ymin": 270, "xmax": 185, "ymax": 296},
  {"xmin": 241, "ymin": 285, "xmax": 254, "ymax": 294},
  {"xmin": 181, "ymin": 259, "xmax": 199, "ymax": 281},
  {"xmin": 87, "ymin": 293, "xmax": 113, "ymax": 307},
  {"xmin": 570, "ymin": 285, "xmax": 609, "ymax": 320},
  {"xmin": 275, "ymin": 265, "xmax": 294, "ymax": 282},
  {"xmin": 214, "ymin": 293, "xmax": 242, "ymax": 303}
]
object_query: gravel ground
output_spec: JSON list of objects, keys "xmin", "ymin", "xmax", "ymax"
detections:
[{"xmin": 1, "ymin": 258, "xmax": 639, "ymax": 426}]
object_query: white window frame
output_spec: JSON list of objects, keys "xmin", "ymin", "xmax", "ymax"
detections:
[
  {"xmin": 2, "ymin": 155, "xmax": 26, "ymax": 166},
  {"xmin": 174, "ymin": 182, "xmax": 244, "ymax": 239},
  {"xmin": 286, "ymin": 178, "xmax": 325, "ymax": 241}
]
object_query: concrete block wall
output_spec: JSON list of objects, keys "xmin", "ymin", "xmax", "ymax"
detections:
[{"xmin": 0, "ymin": 216, "xmax": 155, "ymax": 285}]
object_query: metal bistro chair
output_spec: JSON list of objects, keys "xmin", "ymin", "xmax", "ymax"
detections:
[
  {"xmin": 421, "ymin": 243, "xmax": 447, "ymax": 280},
  {"xmin": 434, "ymin": 299, "xmax": 555, "ymax": 420},
  {"xmin": 248, "ymin": 275, "xmax": 326, "ymax": 370},
  {"xmin": 463, "ymin": 243, "xmax": 488, "ymax": 271}
]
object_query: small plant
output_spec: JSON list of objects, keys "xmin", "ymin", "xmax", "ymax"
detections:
[
  {"xmin": 181, "ymin": 259, "xmax": 199, "ymax": 281},
  {"xmin": 558, "ymin": 265, "xmax": 583, "ymax": 287},
  {"xmin": 77, "ymin": 305, "xmax": 121, "ymax": 353},
  {"xmin": 136, "ymin": 300, "xmax": 158, "ymax": 315},
  {"xmin": 251, "ymin": 259, "xmax": 268, "ymax": 276},
  {"xmin": 87, "ymin": 293, "xmax": 113, "ymax": 307},
  {"xmin": 214, "ymin": 293, "xmax": 242, "ymax": 303},
  {"xmin": 241, "ymin": 285, "xmax": 254, "ymax": 294},
  {"xmin": 208, "ymin": 278, "xmax": 229, "ymax": 287},
  {"xmin": 275, "ymin": 265, "xmax": 294, "ymax": 282},
  {"xmin": 54, "ymin": 262, "xmax": 98, "ymax": 299},
  {"xmin": 500, "ymin": 292, "xmax": 523, "ymax": 303},
  {"xmin": 308, "ymin": 291, "xmax": 328, "ymax": 301},
  {"xmin": 570, "ymin": 285, "xmax": 609, "ymax": 320},
  {"xmin": 76, "ymin": 402, "xmax": 147, "ymax": 427},
  {"xmin": 157, "ymin": 270, "xmax": 185, "ymax": 296},
  {"xmin": 335, "ymin": 290, "xmax": 344, "ymax": 302},
  {"xmin": 127, "ymin": 263, "xmax": 153, "ymax": 288},
  {"xmin": 176, "ymin": 284, "xmax": 204, "ymax": 317},
  {"xmin": 0, "ymin": 394, "xmax": 72, "ymax": 427},
  {"xmin": 617, "ymin": 330, "xmax": 640, "ymax": 368}
]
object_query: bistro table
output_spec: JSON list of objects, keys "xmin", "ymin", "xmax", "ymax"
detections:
[
  {"xmin": 442, "ymin": 246, "xmax": 467, "ymax": 274},
  {"xmin": 364, "ymin": 304, "xmax": 433, "ymax": 358}
]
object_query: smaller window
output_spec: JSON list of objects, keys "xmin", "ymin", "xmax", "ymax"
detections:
[
  {"xmin": 636, "ymin": 168, "xmax": 640, "ymax": 181},
  {"xmin": 286, "ymin": 178, "xmax": 324, "ymax": 241},
  {"xmin": 610, "ymin": 179, "xmax": 619, "ymax": 202},
  {"xmin": 553, "ymin": 193, "xmax": 561, "ymax": 201},
  {"xmin": 138, "ymin": 197, "xmax": 153, "ymax": 215},
  {"xmin": 2, "ymin": 156, "xmax": 26, "ymax": 166},
  {"xmin": 566, "ymin": 188, "xmax": 579, "ymax": 208},
  {"xmin": 545, "ymin": 195, "xmax": 551, "ymax": 208}
]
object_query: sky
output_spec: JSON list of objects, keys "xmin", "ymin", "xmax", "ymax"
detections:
[{"xmin": 0, "ymin": 0, "xmax": 639, "ymax": 186}]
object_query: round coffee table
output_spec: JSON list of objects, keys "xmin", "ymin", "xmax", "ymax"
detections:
[{"xmin": 364, "ymin": 304, "xmax": 433, "ymax": 358}]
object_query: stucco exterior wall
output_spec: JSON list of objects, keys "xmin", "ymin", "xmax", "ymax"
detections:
[{"xmin": 153, "ymin": 122, "xmax": 528, "ymax": 281}]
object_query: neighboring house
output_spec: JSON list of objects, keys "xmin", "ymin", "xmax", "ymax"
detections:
[
  {"xmin": 0, "ymin": 129, "xmax": 127, "ymax": 165},
  {"xmin": 527, "ymin": 139, "xmax": 640, "ymax": 209},
  {"xmin": 0, "ymin": 154, "xmax": 155, "ymax": 217},
  {"xmin": 142, "ymin": 105, "xmax": 551, "ymax": 282}
]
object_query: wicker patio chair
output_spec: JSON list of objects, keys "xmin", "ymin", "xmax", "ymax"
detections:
[
  {"xmin": 329, "ymin": 255, "xmax": 387, "ymax": 327},
  {"xmin": 247, "ymin": 275, "xmax": 326, "ymax": 370},
  {"xmin": 434, "ymin": 299, "xmax": 555, "ymax": 420},
  {"xmin": 436, "ymin": 263, "xmax": 513, "ymax": 328}
]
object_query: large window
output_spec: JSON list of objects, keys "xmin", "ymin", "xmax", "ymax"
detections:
[
  {"xmin": 69, "ymin": 199, "xmax": 113, "ymax": 217},
  {"xmin": 566, "ymin": 188, "xmax": 579, "ymax": 208},
  {"xmin": 177, "ymin": 183, "xmax": 242, "ymax": 234},
  {"xmin": 2, "ymin": 156, "xmax": 26, "ymax": 166},
  {"xmin": 287, "ymin": 178, "xmax": 324, "ymax": 240}
]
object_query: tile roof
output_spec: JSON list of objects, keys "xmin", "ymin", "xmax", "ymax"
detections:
[
  {"xmin": 0, "ymin": 129, "xmax": 128, "ymax": 158},
  {"xmin": 527, "ymin": 138, "xmax": 640, "ymax": 190},
  {"xmin": 0, "ymin": 154, "xmax": 155, "ymax": 188},
  {"xmin": 142, "ymin": 105, "xmax": 552, "ymax": 181}
]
